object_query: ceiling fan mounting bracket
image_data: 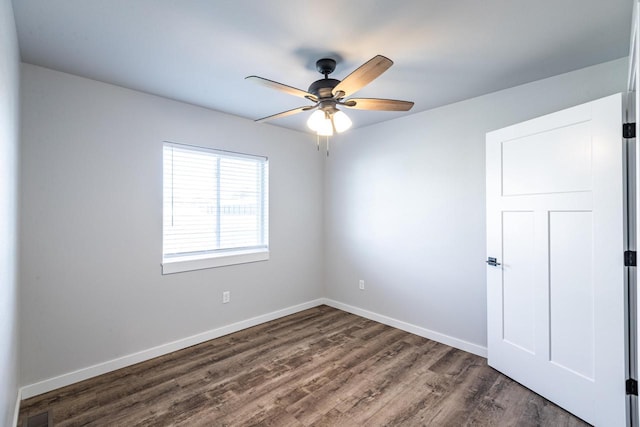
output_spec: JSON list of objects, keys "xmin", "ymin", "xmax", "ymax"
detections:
[{"xmin": 315, "ymin": 58, "xmax": 337, "ymax": 76}]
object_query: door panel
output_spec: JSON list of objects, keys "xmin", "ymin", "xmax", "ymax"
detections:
[
  {"xmin": 502, "ymin": 211, "xmax": 536, "ymax": 353},
  {"xmin": 486, "ymin": 93, "xmax": 626, "ymax": 426},
  {"xmin": 501, "ymin": 121, "xmax": 592, "ymax": 196},
  {"xmin": 548, "ymin": 211, "xmax": 594, "ymax": 379}
]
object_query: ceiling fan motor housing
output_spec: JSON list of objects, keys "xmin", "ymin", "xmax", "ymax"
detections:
[{"xmin": 308, "ymin": 78, "xmax": 340, "ymax": 99}]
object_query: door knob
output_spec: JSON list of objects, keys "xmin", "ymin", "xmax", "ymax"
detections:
[{"xmin": 486, "ymin": 257, "xmax": 501, "ymax": 266}]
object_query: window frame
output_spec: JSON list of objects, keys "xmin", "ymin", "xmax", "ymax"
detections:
[{"xmin": 161, "ymin": 141, "xmax": 269, "ymax": 274}]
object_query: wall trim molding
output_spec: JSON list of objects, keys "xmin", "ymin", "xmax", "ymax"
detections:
[
  {"xmin": 20, "ymin": 297, "xmax": 487, "ymax": 400},
  {"xmin": 20, "ymin": 299, "xmax": 325, "ymax": 399},
  {"xmin": 321, "ymin": 298, "xmax": 488, "ymax": 358}
]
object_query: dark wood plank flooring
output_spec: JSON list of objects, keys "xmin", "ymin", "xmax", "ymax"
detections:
[{"xmin": 18, "ymin": 305, "xmax": 589, "ymax": 426}]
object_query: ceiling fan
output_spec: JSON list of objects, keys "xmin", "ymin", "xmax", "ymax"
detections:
[{"xmin": 246, "ymin": 55, "xmax": 414, "ymax": 136}]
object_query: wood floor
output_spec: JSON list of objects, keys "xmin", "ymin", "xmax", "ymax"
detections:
[{"xmin": 18, "ymin": 306, "xmax": 589, "ymax": 426}]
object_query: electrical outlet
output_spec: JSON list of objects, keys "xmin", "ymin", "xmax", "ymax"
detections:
[
  {"xmin": 222, "ymin": 291, "xmax": 230, "ymax": 304},
  {"xmin": 359, "ymin": 280, "xmax": 365, "ymax": 290}
]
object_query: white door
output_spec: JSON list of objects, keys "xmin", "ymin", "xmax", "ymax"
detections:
[{"xmin": 486, "ymin": 93, "xmax": 627, "ymax": 426}]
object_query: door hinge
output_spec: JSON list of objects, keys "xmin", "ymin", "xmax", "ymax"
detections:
[
  {"xmin": 625, "ymin": 250, "xmax": 637, "ymax": 267},
  {"xmin": 623, "ymin": 123, "xmax": 636, "ymax": 139},
  {"xmin": 627, "ymin": 378, "xmax": 638, "ymax": 395}
]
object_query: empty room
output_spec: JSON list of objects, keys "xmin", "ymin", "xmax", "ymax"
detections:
[{"xmin": 2, "ymin": 0, "xmax": 640, "ymax": 425}]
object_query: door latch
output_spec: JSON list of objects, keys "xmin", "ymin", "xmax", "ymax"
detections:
[{"xmin": 486, "ymin": 257, "xmax": 501, "ymax": 267}]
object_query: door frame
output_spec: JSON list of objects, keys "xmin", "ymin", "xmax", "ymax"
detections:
[{"xmin": 628, "ymin": 2, "xmax": 639, "ymax": 425}]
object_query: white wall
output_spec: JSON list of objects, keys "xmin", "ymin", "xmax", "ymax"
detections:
[
  {"xmin": 325, "ymin": 57, "xmax": 628, "ymax": 351},
  {"xmin": 0, "ymin": 0, "xmax": 20, "ymax": 424},
  {"xmin": 19, "ymin": 64, "xmax": 324, "ymax": 387}
]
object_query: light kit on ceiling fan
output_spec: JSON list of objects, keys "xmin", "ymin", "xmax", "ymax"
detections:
[
  {"xmin": 306, "ymin": 110, "xmax": 333, "ymax": 136},
  {"xmin": 306, "ymin": 109, "xmax": 352, "ymax": 136},
  {"xmin": 246, "ymin": 55, "xmax": 414, "ymax": 143}
]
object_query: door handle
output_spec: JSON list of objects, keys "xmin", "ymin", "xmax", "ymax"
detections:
[{"xmin": 486, "ymin": 257, "xmax": 501, "ymax": 266}]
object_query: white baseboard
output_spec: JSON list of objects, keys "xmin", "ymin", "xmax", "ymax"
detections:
[
  {"xmin": 21, "ymin": 297, "xmax": 487, "ymax": 400},
  {"xmin": 321, "ymin": 298, "xmax": 488, "ymax": 358},
  {"xmin": 12, "ymin": 387, "xmax": 21, "ymax": 427},
  {"xmin": 20, "ymin": 299, "xmax": 325, "ymax": 399}
]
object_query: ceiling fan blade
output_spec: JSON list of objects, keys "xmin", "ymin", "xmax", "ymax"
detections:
[
  {"xmin": 254, "ymin": 105, "xmax": 317, "ymax": 123},
  {"xmin": 343, "ymin": 98, "xmax": 414, "ymax": 111},
  {"xmin": 246, "ymin": 76, "xmax": 318, "ymax": 102},
  {"xmin": 332, "ymin": 55, "xmax": 393, "ymax": 98}
]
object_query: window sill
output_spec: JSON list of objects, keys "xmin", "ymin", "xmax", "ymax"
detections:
[{"xmin": 162, "ymin": 249, "xmax": 269, "ymax": 274}]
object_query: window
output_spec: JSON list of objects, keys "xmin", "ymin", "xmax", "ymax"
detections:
[{"xmin": 162, "ymin": 142, "xmax": 269, "ymax": 274}]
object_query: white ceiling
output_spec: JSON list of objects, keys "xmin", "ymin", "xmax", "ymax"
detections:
[{"xmin": 11, "ymin": 0, "xmax": 633, "ymax": 133}]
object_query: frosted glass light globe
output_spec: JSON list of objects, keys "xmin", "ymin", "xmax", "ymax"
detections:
[
  {"xmin": 333, "ymin": 110, "xmax": 352, "ymax": 133},
  {"xmin": 317, "ymin": 117, "xmax": 334, "ymax": 136},
  {"xmin": 306, "ymin": 110, "xmax": 325, "ymax": 131}
]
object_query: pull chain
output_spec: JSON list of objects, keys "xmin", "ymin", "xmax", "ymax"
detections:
[{"xmin": 313, "ymin": 134, "xmax": 330, "ymax": 156}]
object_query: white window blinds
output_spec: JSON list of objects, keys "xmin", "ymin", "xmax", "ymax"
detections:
[{"xmin": 163, "ymin": 142, "xmax": 269, "ymax": 262}]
